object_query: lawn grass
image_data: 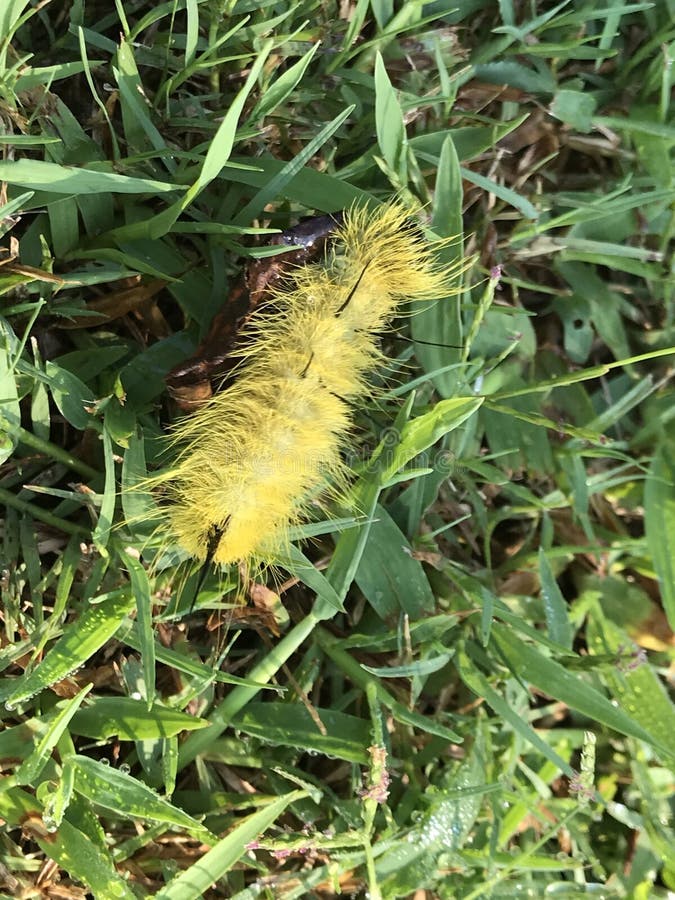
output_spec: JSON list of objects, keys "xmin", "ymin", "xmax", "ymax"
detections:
[{"xmin": 1, "ymin": 1, "xmax": 674, "ymax": 897}]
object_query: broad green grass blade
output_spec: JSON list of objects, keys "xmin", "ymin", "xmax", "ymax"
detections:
[
  {"xmin": 492, "ymin": 624, "xmax": 667, "ymax": 752},
  {"xmin": 0, "ymin": 159, "xmax": 178, "ymax": 193},
  {"xmin": 3, "ymin": 590, "xmax": 135, "ymax": 708},
  {"xmin": 276, "ymin": 544, "xmax": 345, "ymax": 612},
  {"xmin": 408, "ymin": 116, "xmax": 529, "ymax": 162},
  {"xmin": 461, "ymin": 165, "xmax": 540, "ymax": 220},
  {"xmin": 355, "ymin": 503, "xmax": 435, "ymax": 618},
  {"xmin": 115, "ymin": 38, "xmax": 174, "ymax": 172},
  {"xmin": 44, "ymin": 361, "xmax": 96, "ymax": 431},
  {"xmin": 252, "ymin": 42, "xmax": 320, "ymax": 119},
  {"xmin": 361, "ymin": 652, "xmax": 453, "ymax": 679},
  {"xmin": 231, "ymin": 703, "xmax": 371, "ymax": 764},
  {"xmin": 15, "ymin": 62, "xmax": 105, "ymax": 91},
  {"xmin": 36, "ymin": 818, "xmax": 137, "ymax": 900},
  {"xmin": 0, "ymin": 0, "xmax": 32, "ymax": 40},
  {"xmin": 325, "ymin": 478, "xmax": 381, "ymax": 608},
  {"xmin": 70, "ymin": 754, "xmax": 214, "ymax": 840},
  {"xmin": 195, "ymin": 40, "xmax": 273, "ymax": 192},
  {"xmin": 374, "ymin": 51, "xmax": 408, "ymax": 184},
  {"xmin": 70, "ymin": 696, "xmax": 208, "ymax": 740},
  {"xmin": 227, "ymin": 155, "xmax": 368, "ymax": 209},
  {"xmin": 184, "ymin": 0, "xmax": 198, "ymax": 67},
  {"xmin": 154, "ymin": 791, "xmax": 308, "ymax": 900},
  {"xmin": 47, "ymin": 196, "xmax": 80, "ymax": 257}
]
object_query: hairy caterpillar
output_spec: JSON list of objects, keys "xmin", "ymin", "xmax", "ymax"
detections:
[{"xmin": 148, "ymin": 203, "xmax": 458, "ymax": 569}]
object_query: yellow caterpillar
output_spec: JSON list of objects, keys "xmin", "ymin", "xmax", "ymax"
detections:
[{"xmin": 151, "ymin": 203, "xmax": 458, "ymax": 569}]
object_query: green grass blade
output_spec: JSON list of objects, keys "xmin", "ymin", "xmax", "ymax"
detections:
[
  {"xmin": 37, "ymin": 818, "xmax": 137, "ymax": 900},
  {"xmin": 0, "ymin": 158, "xmax": 178, "ymax": 193},
  {"xmin": 72, "ymin": 754, "xmax": 214, "ymax": 840},
  {"xmin": 492, "ymin": 624, "xmax": 668, "ymax": 752},
  {"xmin": 644, "ymin": 437, "xmax": 675, "ymax": 630},
  {"xmin": 538, "ymin": 547, "xmax": 574, "ymax": 649},
  {"xmin": 120, "ymin": 548, "xmax": 156, "ymax": 708},
  {"xmin": 252, "ymin": 41, "xmax": 320, "ymax": 120},
  {"xmin": 231, "ymin": 703, "xmax": 370, "ymax": 764},
  {"xmin": 411, "ymin": 134, "xmax": 465, "ymax": 397},
  {"xmin": 3, "ymin": 590, "xmax": 135, "ymax": 708},
  {"xmin": 70, "ymin": 696, "xmax": 208, "ymax": 740},
  {"xmin": 374, "ymin": 50, "xmax": 408, "ymax": 185},
  {"xmin": 15, "ymin": 686, "xmax": 91, "ymax": 786},
  {"xmin": 458, "ymin": 642, "xmax": 575, "ymax": 777},
  {"xmin": 92, "ymin": 429, "xmax": 116, "ymax": 552},
  {"xmin": 587, "ymin": 612, "xmax": 675, "ymax": 766},
  {"xmin": 235, "ymin": 104, "xmax": 355, "ymax": 223},
  {"xmin": 154, "ymin": 791, "xmax": 308, "ymax": 900}
]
